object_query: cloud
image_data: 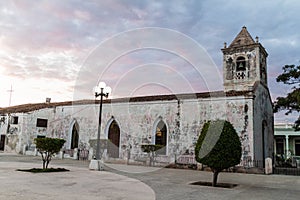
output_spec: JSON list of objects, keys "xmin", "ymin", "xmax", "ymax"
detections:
[
  {"xmin": 72, "ymin": 27, "xmax": 222, "ymax": 102},
  {"xmin": 0, "ymin": 0, "xmax": 299, "ymax": 125}
]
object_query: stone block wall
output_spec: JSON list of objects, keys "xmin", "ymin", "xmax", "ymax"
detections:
[{"xmin": 1, "ymin": 93, "xmax": 264, "ymax": 165}]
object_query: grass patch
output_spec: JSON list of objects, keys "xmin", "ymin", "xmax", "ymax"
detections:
[
  {"xmin": 190, "ymin": 181, "xmax": 237, "ymax": 188},
  {"xmin": 17, "ymin": 168, "xmax": 69, "ymax": 173}
]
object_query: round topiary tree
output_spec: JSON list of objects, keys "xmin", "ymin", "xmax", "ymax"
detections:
[
  {"xmin": 34, "ymin": 138, "xmax": 66, "ymax": 169},
  {"xmin": 195, "ymin": 120, "xmax": 242, "ymax": 187}
]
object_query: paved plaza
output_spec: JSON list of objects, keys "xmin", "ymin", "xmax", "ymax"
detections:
[{"xmin": 1, "ymin": 153, "xmax": 300, "ymax": 200}]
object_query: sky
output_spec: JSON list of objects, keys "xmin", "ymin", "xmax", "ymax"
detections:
[{"xmin": 0, "ymin": 0, "xmax": 299, "ymax": 123}]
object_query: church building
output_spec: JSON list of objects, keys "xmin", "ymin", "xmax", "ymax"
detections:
[{"xmin": 0, "ymin": 27, "xmax": 274, "ymax": 167}]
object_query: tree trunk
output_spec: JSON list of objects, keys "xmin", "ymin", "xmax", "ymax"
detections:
[
  {"xmin": 45, "ymin": 153, "xmax": 51, "ymax": 169},
  {"xmin": 46, "ymin": 160, "xmax": 49, "ymax": 169},
  {"xmin": 43, "ymin": 160, "xmax": 46, "ymax": 169},
  {"xmin": 212, "ymin": 170, "xmax": 220, "ymax": 187},
  {"xmin": 40, "ymin": 152, "xmax": 46, "ymax": 169}
]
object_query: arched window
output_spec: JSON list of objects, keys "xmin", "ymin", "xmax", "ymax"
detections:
[
  {"xmin": 236, "ymin": 56, "xmax": 246, "ymax": 71},
  {"xmin": 108, "ymin": 120, "xmax": 120, "ymax": 158},
  {"xmin": 155, "ymin": 120, "xmax": 167, "ymax": 155}
]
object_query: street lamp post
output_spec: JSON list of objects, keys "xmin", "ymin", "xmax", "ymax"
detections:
[{"xmin": 93, "ymin": 82, "xmax": 111, "ymax": 160}]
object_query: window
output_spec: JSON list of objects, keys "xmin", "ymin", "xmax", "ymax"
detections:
[
  {"xmin": 276, "ymin": 138, "xmax": 284, "ymax": 155},
  {"xmin": 36, "ymin": 118, "xmax": 48, "ymax": 128},
  {"xmin": 295, "ymin": 140, "xmax": 300, "ymax": 156},
  {"xmin": 11, "ymin": 116, "xmax": 18, "ymax": 124},
  {"xmin": 236, "ymin": 56, "xmax": 246, "ymax": 71}
]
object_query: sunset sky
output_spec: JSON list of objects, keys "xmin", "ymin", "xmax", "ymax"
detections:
[{"xmin": 0, "ymin": 0, "xmax": 299, "ymax": 123}]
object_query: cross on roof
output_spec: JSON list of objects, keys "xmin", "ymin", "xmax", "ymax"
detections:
[{"xmin": 7, "ymin": 85, "xmax": 14, "ymax": 106}]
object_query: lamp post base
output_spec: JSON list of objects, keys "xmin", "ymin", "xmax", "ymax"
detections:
[{"xmin": 89, "ymin": 159, "xmax": 104, "ymax": 171}]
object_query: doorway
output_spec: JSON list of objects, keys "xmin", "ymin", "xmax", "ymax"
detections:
[
  {"xmin": 155, "ymin": 120, "xmax": 167, "ymax": 155},
  {"xmin": 0, "ymin": 135, "xmax": 5, "ymax": 151},
  {"xmin": 295, "ymin": 140, "xmax": 300, "ymax": 156},
  {"xmin": 108, "ymin": 120, "xmax": 120, "ymax": 158},
  {"xmin": 71, "ymin": 122, "xmax": 79, "ymax": 149}
]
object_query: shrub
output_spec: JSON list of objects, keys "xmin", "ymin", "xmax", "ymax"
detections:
[
  {"xmin": 141, "ymin": 144, "xmax": 164, "ymax": 166},
  {"xmin": 195, "ymin": 120, "xmax": 242, "ymax": 186},
  {"xmin": 141, "ymin": 144, "xmax": 163, "ymax": 153},
  {"xmin": 34, "ymin": 138, "xmax": 66, "ymax": 169}
]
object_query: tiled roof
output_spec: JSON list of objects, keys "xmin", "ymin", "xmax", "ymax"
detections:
[
  {"xmin": 228, "ymin": 26, "xmax": 255, "ymax": 48},
  {"xmin": 0, "ymin": 90, "xmax": 253, "ymax": 115},
  {"xmin": 0, "ymin": 100, "xmax": 97, "ymax": 115}
]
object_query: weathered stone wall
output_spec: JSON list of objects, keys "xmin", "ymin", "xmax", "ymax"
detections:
[
  {"xmin": 180, "ymin": 96, "xmax": 254, "ymax": 161},
  {"xmin": 49, "ymin": 105, "xmax": 99, "ymax": 149},
  {"xmin": 44, "ymin": 96, "xmax": 254, "ymax": 161},
  {"xmin": 0, "ymin": 115, "xmax": 8, "ymax": 151},
  {"xmin": 1, "ymin": 92, "xmax": 263, "ymax": 164},
  {"xmin": 223, "ymin": 47, "xmax": 261, "ymax": 92},
  {"xmin": 253, "ymin": 84, "xmax": 274, "ymax": 161},
  {"xmin": 100, "ymin": 100, "xmax": 178, "ymax": 161},
  {"xmin": 225, "ymin": 97, "xmax": 254, "ymax": 160},
  {"xmin": 0, "ymin": 114, "xmax": 24, "ymax": 153}
]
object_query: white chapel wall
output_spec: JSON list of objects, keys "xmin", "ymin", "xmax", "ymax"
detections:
[{"xmin": 6, "ymin": 92, "xmax": 259, "ymax": 164}]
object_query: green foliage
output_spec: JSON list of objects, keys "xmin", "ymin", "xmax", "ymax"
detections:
[
  {"xmin": 276, "ymin": 65, "xmax": 300, "ymax": 85},
  {"xmin": 141, "ymin": 144, "xmax": 164, "ymax": 166},
  {"xmin": 141, "ymin": 144, "xmax": 163, "ymax": 153},
  {"xmin": 34, "ymin": 138, "xmax": 66, "ymax": 169},
  {"xmin": 195, "ymin": 120, "xmax": 242, "ymax": 186},
  {"xmin": 35, "ymin": 138, "xmax": 66, "ymax": 153},
  {"xmin": 274, "ymin": 64, "xmax": 300, "ymax": 130},
  {"xmin": 274, "ymin": 89, "xmax": 300, "ymax": 114}
]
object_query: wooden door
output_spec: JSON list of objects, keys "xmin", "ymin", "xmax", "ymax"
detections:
[
  {"xmin": 0, "ymin": 135, "xmax": 6, "ymax": 151},
  {"xmin": 108, "ymin": 120, "xmax": 120, "ymax": 158}
]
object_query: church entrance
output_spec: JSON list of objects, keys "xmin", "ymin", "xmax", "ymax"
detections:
[
  {"xmin": 71, "ymin": 122, "xmax": 79, "ymax": 149},
  {"xmin": 108, "ymin": 120, "xmax": 120, "ymax": 158},
  {"xmin": 0, "ymin": 135, "xmax": 6, "ymax": 151},
  {"xmin": 155, "ymin": 120, "xmax": 167, "ymax": 155}
]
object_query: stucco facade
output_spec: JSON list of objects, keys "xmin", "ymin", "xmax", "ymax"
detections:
[{"xmin": 0, "ymin": 27, "xmax": 274, "ymax": 167}]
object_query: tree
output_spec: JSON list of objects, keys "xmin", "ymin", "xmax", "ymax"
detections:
[
  {"xmin": 195, "ymin": 120, "xmax": 242, "ymax": 187},
  {"xmin": 34, "ymin": 138, "xmax": 66, "ymax": 169},
  {"xmin": 274, "ymin": 65, "xmax": 300, "ymax": 130},
  {"xmin": 141, "ymin": 144, "xmax": 163, "ymax": 166}
]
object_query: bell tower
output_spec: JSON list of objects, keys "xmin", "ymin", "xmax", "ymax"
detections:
[{"xmin": 222, "ymin": 26, "xmax": 268, "ymax": 92}]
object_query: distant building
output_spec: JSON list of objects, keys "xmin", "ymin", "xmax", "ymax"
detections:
[
  {"xmin": 274, "ymin": 123, "xmax": 300, "ymax": 158},
  {"xmin": 0, "ymin": 27, "xmax": 274, "ymax": 168}
]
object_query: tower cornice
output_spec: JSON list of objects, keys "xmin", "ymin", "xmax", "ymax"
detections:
[{"xmin": 221, "ymin": 43, "xmax": 268, "ymax": 57}]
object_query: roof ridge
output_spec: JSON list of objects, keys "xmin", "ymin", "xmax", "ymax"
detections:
[{"xmin": 0, "ymin": 90, "xmax": 254, "ymax": 114}]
